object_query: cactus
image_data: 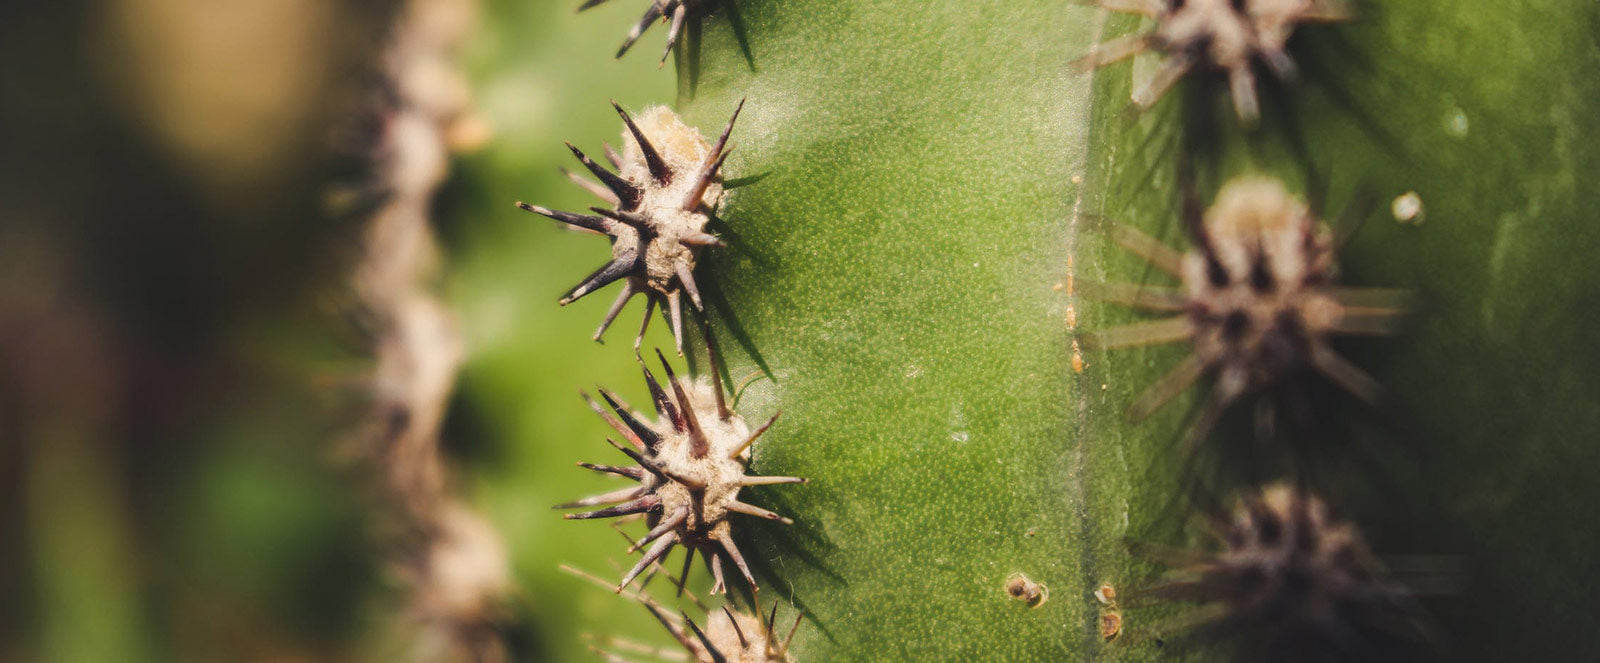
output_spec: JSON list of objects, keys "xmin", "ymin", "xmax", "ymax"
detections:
[{"xmin": 458, "ymin": 0, "xmax": 1600, "ymax": 661}]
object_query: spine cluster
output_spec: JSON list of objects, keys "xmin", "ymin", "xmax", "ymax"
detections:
[
  {"xmin": 1074, "ymin": 3, "xmax": 1438, "ymax": 658},
  {"xmin": 531, "ymin": 2, "xmax": 808, "ymax": 656}
]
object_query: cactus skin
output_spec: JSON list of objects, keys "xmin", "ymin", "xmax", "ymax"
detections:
[
  {"xmin": 466, "ymin": 0, "xmax": 1600, "ymax": 660},
  {"xmin": 675, "ymin": 0, "xmax": 1600, "ymax": 660}
]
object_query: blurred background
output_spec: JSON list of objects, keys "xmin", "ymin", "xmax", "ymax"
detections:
[{"xmin": 0, "ymin": 0, "xmax": 706, "ymax": 661}]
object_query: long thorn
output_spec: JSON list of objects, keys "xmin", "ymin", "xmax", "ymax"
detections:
[
  {"xmin": 561, "ymin": 166, "xmax": 622, "ymax": 206},
  {"xmin": 676, "ymin": 262, "xmax": 705, "ymax": 311},
  {"xmin": 683, "ymin": 613, "xmax": 729, "ymax": 663},
  {"xmin": 1132, "ymin": 54, "xmax": 1193, "ymax": 109},
  {"xmin": 727, "ymin": 500, "xmax": 794, "ymax": 525},
  {"xmin": 783, "ymin": 612, "xmax": 805, "ymax": 652},
  {"xmin": 612, "ymin": 100, "xmax": 672, "ymax": 184},
  {"xmin": 630, "ymin": 507, "xmax": 688, "ymax": 553},
  {"xmin": 1082, "ymin": 316, "xmax": 1192, "ymax": 351},
  {"xmin": 592, "ymin": 206, "xmax": 650, "ymax": 229},
  {"xmin": 741, "ymin": 475, "xmax": 807, "ymax": 486},
  {"xmin": 716, "ymin": 531, "xmax": 758, "ymax": 592},
  {"xmin": 730, "ymin": 412, "xmax": 779, "ymax": 459},
  {"xmin": 594, "ymin": 283, "xmax": 636, "ymax": 343},
  {"xmin": 1071, "ymin": 33, "xmax": 1150, "ymax": 72},
  {"xmin": 682, "ymin": 98, "xmax": 745, "ymax": 211},
  {"xmin": 1127, "ymin": 354, "xmax": 1206, "ymax": 421},
  {"xmin": 723, "ymin": 606, "xmax": 749, "ymax": 649},
  {"xmin": 635, "ymin": 296, "xmax": 656, "ymax": 351},
  {"xmin": 1080, "ymin": 281, "xmax": 1188, "ymax": 311},
  {"xmin": 618, "ymin": 532, "xmax": 678, "ymax": 591},
  {"xmin": 680, "ymin": 232, "xmax": 726, "ymax": 247},
  {"xmin": 1106, "ymin": 222, "xmax": 1186, "ymax": 276},
  {"xmin": 1311, "ymin": 345, "xmax": 1385, "ymax": 407},
  {"xmin": 582, "ymin": 390, "xmax": 647, "ymax": 450},
  {"xmin": 565, "ymin": 494, "xmax": 660, "ymax": 520},
  {"xmin": 560, "ymin": 259, "xmax": 634, "ymax": 306},
  {"xmin": 703, "ymin": 321, "xmax": 731, "ymax": 420},
  {"xmin": 616, "ymin": 4, "xmax": 665, "ymax": 58},
  {"xmin": 1228, "ymin": 65, "xmax": 1261, "ymax": 126},
  {"xmin": 598, "ymin": 387, "xmax": 662, "ymax": 450},
  {"xmin": 656, "ymin": 349, "xmax": 708, "ymax": 457},
  {"xmin": 668, "ymin": 291, "xmax": 685, "ymax": 356},
  {"xmin": 660, "ymin": 3, "xmax": 688, "ymax": 68},
  {"xmin": 567, "ymin": 142, "xmax": 640, "ymax": 207},
  {"xmin": 577, "ymin": 462, "xmax": 647, "ymax": 480},
  {"xmin": 517, "ymin": 202, "xmax": 611, "ymax": 234},
  {"xmin": 636, "ymin": 352, "xmax": 685, "ymax": 431},
  {"xmin": 677, "ymin": 546, "xmax": 695, "ymax": 598},
  {"xmin": 555, "ymin": 485, "xmax": 645, "ymax": 509},
  {"xmin": 605, "ymin": 438, "xmax": 664, "ymax": 478}
]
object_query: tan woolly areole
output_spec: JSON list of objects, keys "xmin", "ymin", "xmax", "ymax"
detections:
[
  {"xmin": 704, "ymin": 607, "xmax": 798, "ymax": 663},
  {"xmin": 648, "ymin": 377, "xmax": 753, "ymax": 540},
  {"xmin": 617, "ymin": 106, "xmax": 724, "ymax": 296}
]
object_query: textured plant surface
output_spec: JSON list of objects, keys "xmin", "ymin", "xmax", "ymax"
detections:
[{"xmin": 456, "ymin": 1, "xmax": 1600, "ymax": 661}]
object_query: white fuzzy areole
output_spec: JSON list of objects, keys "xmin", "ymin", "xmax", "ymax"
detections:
[
  {"xmin": 1180, "ymin": 178, "xmax": 1342, "ymax": 390},
  {"xmin": 614, "ymin": 106, "xmax": 725, "ymax": 293},
  {"xmin": 647, "ymin": 377, "xmax": 754, "ymax": 537}
]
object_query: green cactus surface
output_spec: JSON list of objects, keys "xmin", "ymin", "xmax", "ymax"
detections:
[{"xmin": 459, "ymin": 1, "xmax": 1600, "ymax": 661}]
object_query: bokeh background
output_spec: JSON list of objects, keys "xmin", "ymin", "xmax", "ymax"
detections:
[{"xmin": 0, "ymin": 0, "xmax": 708, "ymax": 660}]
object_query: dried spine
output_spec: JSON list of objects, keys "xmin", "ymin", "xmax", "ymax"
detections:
[
  {"xmin": 1085, "ymin": 177, "xmax": 1409, "ymax": 450},
  {"xmin": 1076, "ymin": 0, "xmax": 1353, "ymax": 123},
  {"xmin": 558, "ymin": 339, "xmax": 804, "ymax": 595},
  {"xmin": 519, "ymin": 100, "xmax": 742, "ymax": 355},
  {"xmin": 580, "ymin": 0, "xmax": 702, "ymax": 64}
]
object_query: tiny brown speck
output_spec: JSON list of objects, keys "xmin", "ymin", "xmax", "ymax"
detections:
[
  {"xmin": 1094, "ymin": 583, "xmax": 1117, "ymax": 605},
  {"xmin": 1004, "ymin": 572, "xmax": 1049, "ymax": 608},
  {"xmin": 1100, "ymin": 611, "xmax": 1123, "ymax": 641}
]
